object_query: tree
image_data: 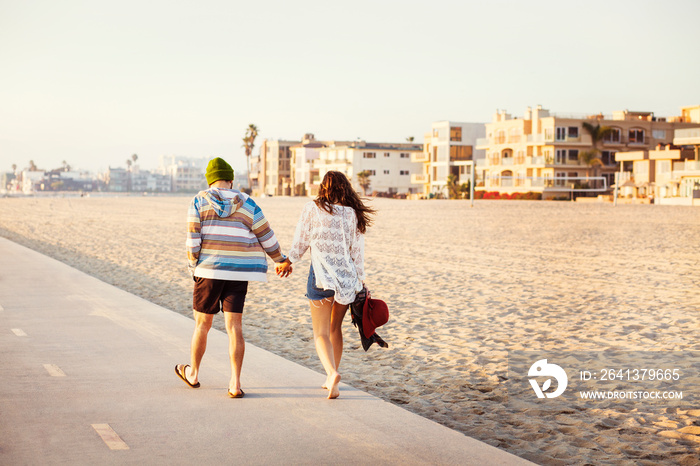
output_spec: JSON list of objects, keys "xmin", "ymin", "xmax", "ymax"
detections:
[
  {"xmin": 356, "ymin": 170, "xmax": 372, "ymax": 195},
  {"xmin": 126, "ymin": 159, "xmax": 133, "ymax": 192},
  {"xmin": 406, "ymin": 136, "xmax": 415, "ymax": 142},
  {"xmin": 446, "ymin": 174, "xmax": 461, "ymax": 199},
  {"xmin": 11, "ymin": 164, "xmax": 17, "ymax": 173},
  {"xmin": 132, "ymin": 153, "xmax": 138, "ymax": 164},
  {"xmin": 578, "ymin": 149, "xmax": 604, "ymax": 191},
  {"xmin": 242, "ymin": 124, "xmax": 259, "ymax": 191},
  {"xmin": 581, "ymin": 122, "xmax": 614, "ymax": 188},
  {"xmin": 461, "ymin": 180, "xmax": 471, "ymax": 199},
  {"xmin": 61, "ymin": 160, "xmax": 71, "ymax": 171},
  {"xmin": 29, "ymin": 160, "xmax": 38, "ymax": 171}
]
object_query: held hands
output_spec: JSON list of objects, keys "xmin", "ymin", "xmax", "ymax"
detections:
[{"xmin": 276, "ymin": 258, "xmax": 293, "ymax": 278}]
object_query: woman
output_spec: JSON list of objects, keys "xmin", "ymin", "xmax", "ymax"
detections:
[{"xmin": 276, "ymin": 171, "xmax": 374, "ymax": 399}]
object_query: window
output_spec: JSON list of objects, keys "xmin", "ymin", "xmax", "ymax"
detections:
[
  {"xmin": 400, "ymin": 153, "xmax": 409, "ymax": 158},
  {"xmin": 568, "ymin": 149, "xmax": 579, "ymax": 161},
  {"xmin": 568, "ymin": 127, "xmax": 579, "ymax": 138},
  {"xmin": 602, "ymin": 151, "xmax": 616, "ymax": 165},
  {"xmin": 652, "ymin": 129, "xmax": 666, "ymax": 140},
  {"xmin": 604, "ymin": 128, "xmax": 621, "ymax": 143},
  {"xmin": 657, "ymin": 160, "xmax": 671, "ymax": 174},
  {"xmin": 400, "ymin": 170, "xmax": 409, "ymax": 175},
  {"xmin": 383, "ymin": 170, "xmax": 390, "ymax": 175},
  {"xmin": 555, "ymin": 172, "xmax": 567, "ymax": 187},
  {"xmin": 384, "ymin": 152, "xmax": 391, "ymax": 158},
  {"xmin": 629, "ymin": 129, "xmax": 645, "ymax": 144},
  {"xmin": 363, "ymin": 152, "xmax": 376, "ymax": 159},
  {"xmin": 556, "ymin": 127, "xmax": 566, "ymax": 141},
  {"xmin": 368, "ymin": 170, "xmax": 376, "ymax": 176},
  {"xmin": 544, "ymin": 128, "xmax": 554, "ymax": 141},
  {"xmin": 544, "ymin": 149, "xmax": 553, "ymax": 164},
  {"xmin": 450, "ymin": 127, "xmax": 462, "ymax": 142},
  {"xmin": 556, "ymin": 149, "xmax": 566, "ymax": 164},
  {"xmin": 495, "ymin": 130, "xmax": 506, "ymax": 144}
]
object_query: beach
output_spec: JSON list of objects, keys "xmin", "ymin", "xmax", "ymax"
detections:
[{"xmin": 1, "ymin": 195, "xmax": 699, "ymax": 465}]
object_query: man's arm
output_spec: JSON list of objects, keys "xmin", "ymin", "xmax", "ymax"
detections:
[
  {"xmin": 250, "ymin": 204, "xmax": 285, "ymax": 263},
  {"xmin": 186, "ymin": 197, "xmax": 202, "ymax": 275}
]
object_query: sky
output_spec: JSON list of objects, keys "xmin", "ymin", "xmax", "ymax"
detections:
[{"xmin": 1, "ymin": 0, "xmax": 699, "ymax": 175}]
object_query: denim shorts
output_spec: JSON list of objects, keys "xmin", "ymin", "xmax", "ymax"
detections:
[{"xmin": 306, "ymin": 265, "xmax": 335, "ymax": 301}]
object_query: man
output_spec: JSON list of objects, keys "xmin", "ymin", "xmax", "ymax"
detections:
[{"xmin": 175, "ymin": 157, "xmax": 291, "ymax": 398}]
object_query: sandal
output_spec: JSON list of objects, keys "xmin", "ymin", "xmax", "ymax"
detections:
[{"xmin": 175, "ymin": 364, "xmax": 200, "ymax": 388}]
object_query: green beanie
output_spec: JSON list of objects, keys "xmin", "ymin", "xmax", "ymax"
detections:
[{"xmin": 205, "ymin": 157, "xmax": 234, "ymax": 185}]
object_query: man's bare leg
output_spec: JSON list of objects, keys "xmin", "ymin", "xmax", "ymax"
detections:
[
  {"xmin": 224, "ymin": 311, "xmax": 245, "ymax": 396},
  {"xmin": 188, "ymin": 310, "xmax": 213, "ymax": 385}
]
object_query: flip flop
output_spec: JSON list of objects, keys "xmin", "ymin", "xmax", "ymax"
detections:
[
  {"xmin": 175, "ymin": 364, "xmax": 200, "ymax": 388},
  {"xmin": 228, "ymin": 389, "xmax": 245, "ymax": 398}
]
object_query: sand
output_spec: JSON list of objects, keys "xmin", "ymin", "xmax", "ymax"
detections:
[{"xmin": 1, "ymin": 194, "xmax": 699, "ymax": 465}]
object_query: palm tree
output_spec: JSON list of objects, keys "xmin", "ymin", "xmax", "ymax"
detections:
[
  {"xmin": 126, "ymin": 159, "xmax": 132, "ymax": 192},
  {"xmin": 581, "ymin": 122, "xmax": 614, "ymax": 188},
  {"xmin": 356, "ymin": 170, "xmax": 372, "ymax": 195},
  {"xmin": 578, "ymin": 150, "xmax": 604, "ymax": 186},
  {"xmin": 11, "ymin": 164, "xmax": 17, "ymax": 173},
  {"xmin": 29, "ymin": 160, "xmax": 38, "ymax": 171},
  {"xmin": 406, "ymin": 136, "xmax": 415, "ymax": 142},
  {"xmin": 242, "ymin": 124, "xmax": 259, "ymax": 190},
  {"xmin": 132, "ymin": 153, "xmax": 138, "ymax": 164}
]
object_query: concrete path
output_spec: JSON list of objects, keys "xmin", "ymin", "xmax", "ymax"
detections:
[{"xmin": 0, "ymin": 237, "xmax": 531, "ymax": 465}]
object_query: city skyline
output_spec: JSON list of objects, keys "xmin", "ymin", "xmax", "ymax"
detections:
[{"xmin": 2, "ymin": 0, "xmax": 699, "ymax": 174}]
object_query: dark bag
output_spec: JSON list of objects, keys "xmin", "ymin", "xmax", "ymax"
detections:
[{"xmin": 350, "ymin": 287, "xmax": 389, "ymax": 351}]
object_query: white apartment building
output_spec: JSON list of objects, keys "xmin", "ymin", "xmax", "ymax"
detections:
[
  {"xmin": 289, "ymin": 134, "xmax": 357, "ymax": 196},
  {"xmin": 413, "ymin": 121, "xmax": 486, "ymax": 197},
  {"xmin": 316, "ymin": 141, "xmax": 424, "ymax": 195},
  {"xmin": 159, "ymin": 155, "xmax": 209, "ymax": 192}
]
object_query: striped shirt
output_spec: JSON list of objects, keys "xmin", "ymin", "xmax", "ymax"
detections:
[{"xmin": 187, "ymin": 188, "xmax": 285, "ymax": 282}]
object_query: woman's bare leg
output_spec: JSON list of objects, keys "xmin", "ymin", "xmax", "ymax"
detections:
[
  {"xmin": 310, "ymin": 298, "xmax": 341, "ymax": 399},
  {"xmin": 329, "ymin": 301, "xmax": 349, "ymax": 371}
]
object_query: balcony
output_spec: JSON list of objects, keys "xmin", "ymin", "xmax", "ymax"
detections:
[
  {"xmin": 411, "ymin": 174, "xmax": 428, "ymax": 184},
  {"xmin": 529, "ymin": 156, "xmax": 545, "ymax": 165},
  {"xmin": 412, "ymin": 152, "xmax": 429, "ymax": 163},
  {"xmin": 673, "ymin": 160, "xmax": 700, "ymax": 172},
  {"xmin": 674, "ymin": 128, "xmax": 700, "ymax": 145},
  {"xmin": 527, "ymin": 134, "xmax": 545, "ymax": 144}
]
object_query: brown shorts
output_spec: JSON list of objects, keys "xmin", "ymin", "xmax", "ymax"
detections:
[{"xmin": 193, "ymin": 277, "xmax": 248, "ymax": 314}]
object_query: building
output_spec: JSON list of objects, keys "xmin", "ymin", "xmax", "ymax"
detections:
[
  {"xmin": 44, "ymin": 170, "xmax": 95, "ymax": 191},
  {"xmin": 316, "ymin": 141, "xmax": 423, "ymax": 196},
  {"xmin": 413, "ymin": 121, "xmax": 485, "ymax": 198},
  {"xmin": 612, "ymin": 105, "xmax": 700, "ymax": 205},
  {"xmin": 130, "ymin": 166, "xmax": 172, "ymax": 192},
  {"xmin": 290, "ymin": 134, "xmax": 326, "ymax": 196},
  {"xmin": 288, "ymin": 134, "xmax": 356, "ymax": 197},
  {"xmin": 475, "ymin": 105, "xmax": 700, "ymax": 199},
  {"xmin": 259, "ymin": 139, "xmax": 300, "ymax": 196},
  {"xmin": 159, "ymin": 156, "xmax": 208, "ymax": 192},
  {"xmin": 106, "ymin": 167, "xmax": 128, "ymax": 192}
]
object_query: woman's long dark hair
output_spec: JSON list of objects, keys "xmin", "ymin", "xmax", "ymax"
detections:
[{"xmin": 315, "ymin": 171, "xmax": 375, "ymax": 233}]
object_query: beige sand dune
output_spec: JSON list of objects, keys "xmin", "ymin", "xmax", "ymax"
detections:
[{"xmin": 1, "ymin": 195, "xmax": 699, "ymax": 465}]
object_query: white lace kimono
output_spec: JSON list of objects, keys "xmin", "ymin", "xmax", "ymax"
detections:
[{"xmin": 287, "ymin": 201, "xmax": 365, "ymax": 305}]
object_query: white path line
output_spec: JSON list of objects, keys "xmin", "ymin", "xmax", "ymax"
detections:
[
  {"xmin": 43, "ymin": 364, "xmax": 66, "ymax": 377},
  {"xmin": 11, "ymin": 328, "xmax": 27, "ymax": 337},
  {"xmin": 92, "ymin": 424, "xmax": 130, "ymax": 450}
]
